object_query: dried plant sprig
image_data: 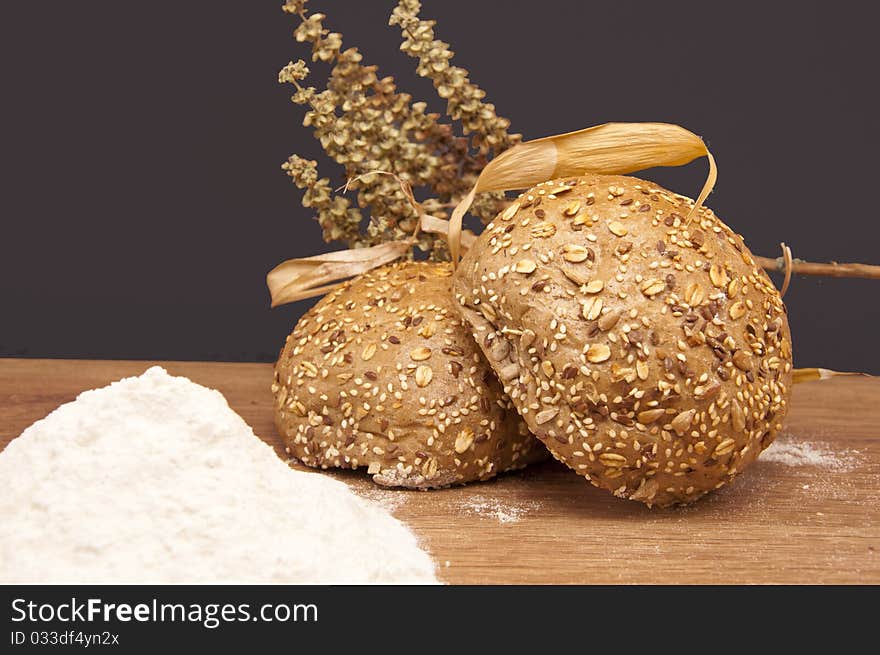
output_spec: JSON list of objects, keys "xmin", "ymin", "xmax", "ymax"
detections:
[
  {"xmin": 756, "ymin": 253, "xmax": 880, "ymax": 281},
  {"xmin": 390, "ymin": 0, "xmax": 520, "ymax": 157},
  {"xmin": 281, "ymin": 155, "xmax": 363, "ymax": 245},
  {"xmin": 280, "ymin": 0, "xmax": 518, "ymax": 254},
  {"xmin": 281, "ymin": 1, "xmax": 513, "ymax": 253},
  {"xmin": 281, "ymin": 5, "xmax": 435, "ymax": 249},
  {"xmin": 281, "ymin": 1, "xmax": 307, "ymax": 15},
  {"xmin": 281, "ymin": 55, "xmax": 427, "ymax": 250},
  {"xmin": 389, "ymin": 0, "xmax": 517, "ymax": 224}
]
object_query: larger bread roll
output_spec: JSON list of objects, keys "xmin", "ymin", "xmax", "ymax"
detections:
[
  {"xmin": 453, "ymin": 173, "xmax": 793, "ymax": 506},
  {"xmin": 273, "ymin": 260, "xmax": 546, "ymax": 488}
]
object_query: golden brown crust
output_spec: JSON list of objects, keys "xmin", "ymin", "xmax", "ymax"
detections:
[
  {"xmin": 273, "ymin": 261, "xmax": 546, "ymax": 488},
  {"xmin": 453, "ymin": 173, "xmax": 793, "ymax": 507}
]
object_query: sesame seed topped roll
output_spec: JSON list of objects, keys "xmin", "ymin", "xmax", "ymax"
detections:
[
  {"xmin": 453, "ymin": 173, "xmax": 793, "ymax": 506},
  {"xmin": 273, "ymin": 260, "xmax": 546, "ymax": 488}
]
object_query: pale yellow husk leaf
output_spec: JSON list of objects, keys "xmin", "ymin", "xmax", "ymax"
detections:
[
  {"xmin": 791, "ymin": 368, "xmax": 870, "ymax": 384},
  {"xmin": 267, "ymin": 240, "xmax": 413, "ymax": 306},
  {"xmin": 449, "ymin": 122, "xmax": 717, "ymax": 262}
]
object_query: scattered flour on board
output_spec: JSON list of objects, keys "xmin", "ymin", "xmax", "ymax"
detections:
[
  {"xmin": 0, "ymin": 367, "xmax": 437, "ymax": 584},
  {"xmin": 460, "ymin": 495, "xmax": 542, "ymax": 524},
  {"xmin": 350, "ymin": 486, "xmax": 411, "ymax": 514},
  {"xmin": 760, "ymin": 438, "xmax": 860, "ymax": 471}
]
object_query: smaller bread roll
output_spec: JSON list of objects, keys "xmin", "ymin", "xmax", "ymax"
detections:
[
  {"xmin": 453, "ymin": 173, "xmax": 793, "ymax": 507},
  {"xmin": 273, "ymin": 260, "xmax": 545, "ymax": 488}
]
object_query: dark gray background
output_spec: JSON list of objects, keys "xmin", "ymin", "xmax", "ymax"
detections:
[{"xmin": 2, "ymin": 1, "xmax": 878, "ymax": 372}]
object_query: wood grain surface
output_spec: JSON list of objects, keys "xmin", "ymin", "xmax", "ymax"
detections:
[{"xmin": 1, "ymin": 358, "xmax": 877, "ymax": 584}]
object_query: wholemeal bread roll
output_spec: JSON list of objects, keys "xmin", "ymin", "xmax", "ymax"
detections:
[
  {"xmin": 273, "ymin": 260, "xmax": 546, "ymax": 488},
  {"xmin": 452, "ymin": 173, "xmax": 793, "ymax": 506}
]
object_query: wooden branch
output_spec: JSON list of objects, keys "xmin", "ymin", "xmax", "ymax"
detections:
[{"xmin": 756, "ymin": 256, "xmax": 880, "ymax": 280}]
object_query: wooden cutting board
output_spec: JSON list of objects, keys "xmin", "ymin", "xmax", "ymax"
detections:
[{"xmin": 1, "ymin": 358, "xmax": 877, "ymax": 584}]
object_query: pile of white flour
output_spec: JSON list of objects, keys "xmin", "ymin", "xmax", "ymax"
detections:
[{"xmin": 0, "ymin": 367, "xmax": 437, "ymax": 584}]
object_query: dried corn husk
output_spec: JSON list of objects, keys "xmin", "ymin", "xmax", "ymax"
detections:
[
  {"xmin": 448, "ymin": 122, "xmax": 716, "ymax": 262},
  {"xmin": 267, "ymin": 241, "xmax": 414, "ymax": 306},
  {"xmin": 791, "ymin": 368, "xmax": 870, "ymax": 384},
  {"xmin": 265, "ymin": 216, "xmax": 479, "ymax": 307}
]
